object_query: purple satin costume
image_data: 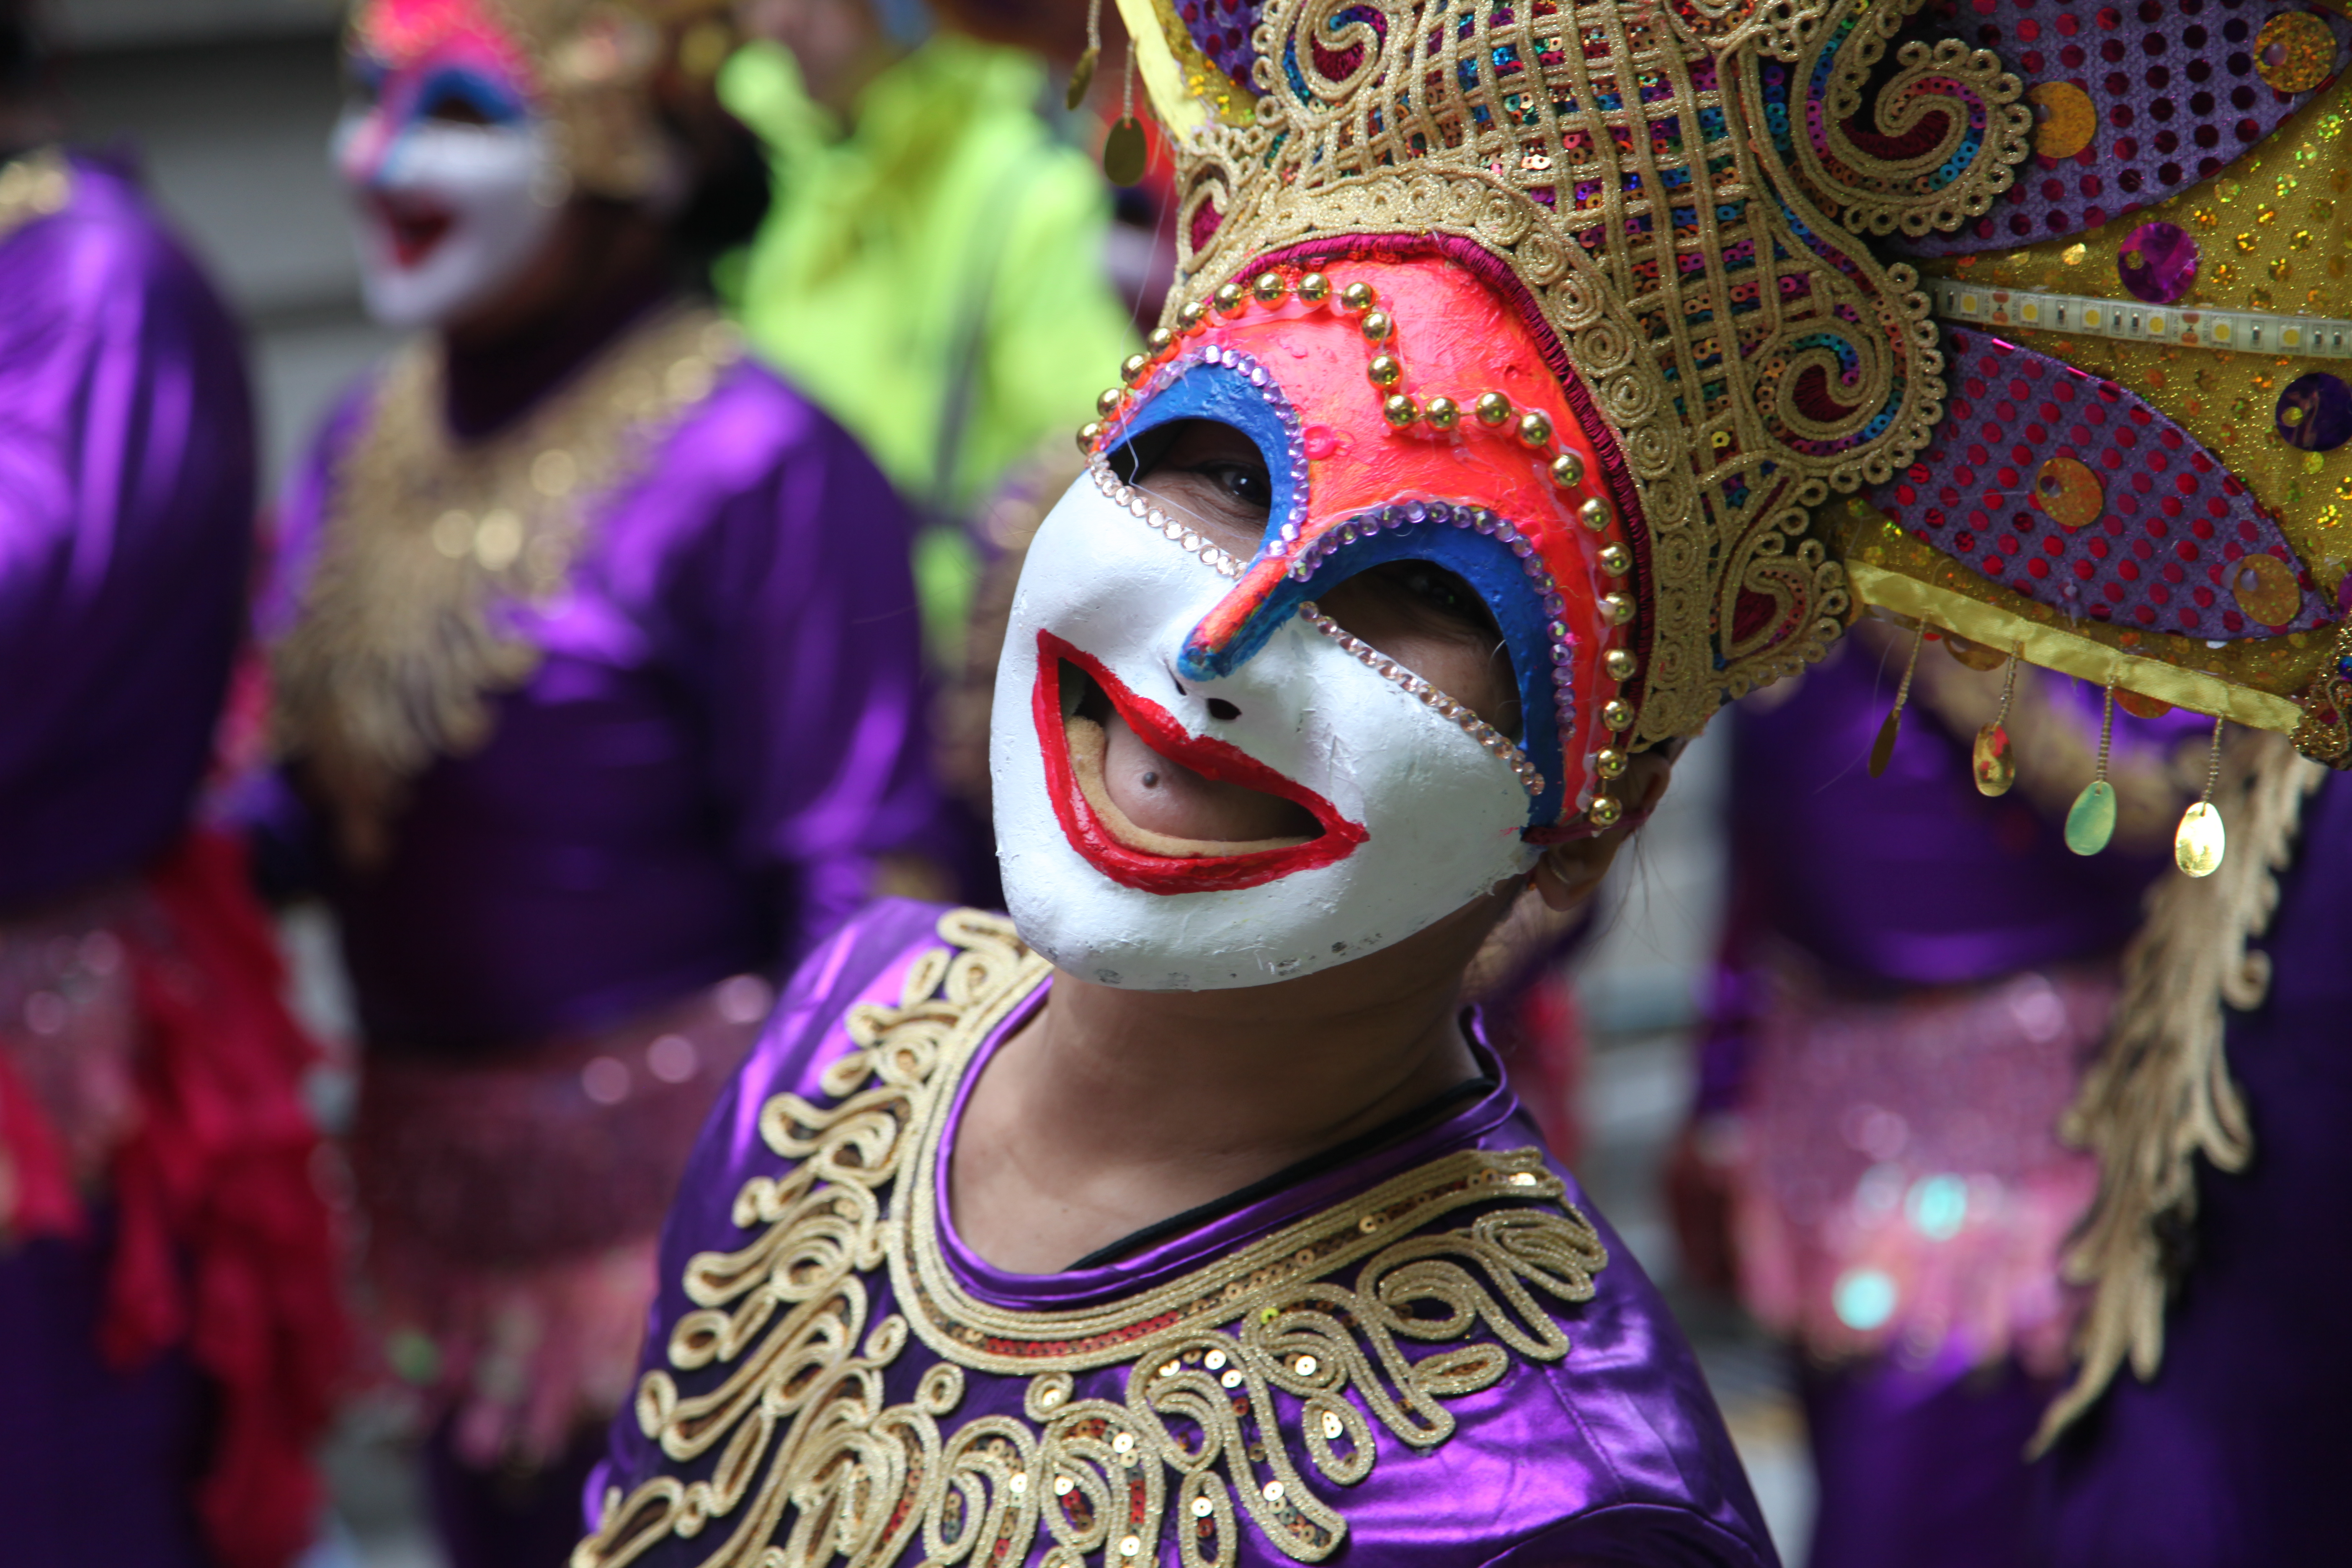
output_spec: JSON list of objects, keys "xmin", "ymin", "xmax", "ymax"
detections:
[
  {"xmin": 0, "ymin": 152, "xmax": 255, "ymax": 1568},
  {"xmin": 266, "ymin": 289, "xmax": 938, "ymax": 1567},
  {"xmin": 1709, "ymin": 638, "xmax": 2185, "ymax": 1568},
  {"xmin": 2026, "ymin": 772, "xmax": 2352, "ymax": 1566},
  {"xmin": 590, "ymin": 900, "xmax": 1779, "ymax": 1567},
  {"xmin": 267, "ymin": 334, "xmax": 938, "ymax": 1054}
]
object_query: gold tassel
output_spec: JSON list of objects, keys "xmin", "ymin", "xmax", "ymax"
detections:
[
  {"xmin": 1066, "ymin": 0, "xmax": 1100, "ymax": 111},
  {"xmin": 2174, "ymin": 714, "xmax": 2228, "ymax": 877},
  {"xmin": 1867, "ymin": 619, "xmax": 1926, "ymax": 778},
  {"xmin": 1971, "ymin": 642, "xmax": 2021, "ymax": 796}
]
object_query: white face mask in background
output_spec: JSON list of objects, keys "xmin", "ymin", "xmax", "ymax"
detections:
[{"xmin": 333, "ymin": 111, "xmax": 565, "ymax": 331}]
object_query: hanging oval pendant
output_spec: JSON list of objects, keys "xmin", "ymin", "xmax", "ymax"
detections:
[
  {"xmin": 2066, "ymin": 780, "xmax": 2117, "ymax": 856},
  {"xmin": 1065, "ymin": 44, "xmax": 1099, "ymax": 111},
  {"xmin": 1103, "ymin": 117, "xmax": 1148, "ymax": 186},
  {"xmin": 2175, "ymin": 800, "xmax": 2227, "ymax": 877},
  {"xmin": 1868, "ymin": 705, "xmax": 1903, "ymax": 778},
  {"xmin": 1972, "ymin": 722, "xmax": 2014, "ymax": 797}
]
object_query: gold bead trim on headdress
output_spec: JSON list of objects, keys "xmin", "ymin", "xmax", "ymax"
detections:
[
  {"xmin": 1084, "ymin": 269, "xmax": 1632, "ymax": 814},
  {"xmin": 1114, "ymin": 0, "xmax": 2032, "ymax": 747}
]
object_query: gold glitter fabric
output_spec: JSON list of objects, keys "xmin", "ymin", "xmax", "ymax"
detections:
[
  {"xmin": 1841, "ymin": 21, "xmax": 2352, "ymax": 765},
  {"xmin": 1111, "ymin": 0, "xmax": 2032, "ymax": 748}
]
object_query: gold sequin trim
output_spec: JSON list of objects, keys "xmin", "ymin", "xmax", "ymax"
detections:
[
  {"xmin": 0, "ymin": 147, "xmax": 72, "ymax": 245},
  {"xmin": 576, "ymin": 910, "xmax": 1607, "ymax": 1568},
  {"xmin": 270, "ymin": 305, "xmax": 742, "ymax": 862}
]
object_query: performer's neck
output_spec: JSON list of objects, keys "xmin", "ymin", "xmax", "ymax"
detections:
[
  {"xmin": 438, "ymin": 213, "xmax": 675, "ymax": 443},
  {"xmin": 949, "ymin": 895, "xmax": 1507, "ymax": 1276}
]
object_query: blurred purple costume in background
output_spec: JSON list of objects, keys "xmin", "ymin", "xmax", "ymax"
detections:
[
  {"xmin": 2, "ymin": 151, "xmax": 345, "ymax": 1568},
  {"xmin": 0, "ymin": 145, "xmax": 248, "ymax": 1568},
  {"xmin": 1698, "ymin": 633, "xmax": 2194, "ymax": 1568},
  {"xmin": 264, "ymin": 280, "xmax": 939, "ymax": 1568},
  {"xmin": 2028, "ymin": 770, "xmax": 2352, "ymax": 1566},
  {"xmin": 581, "ymin": 901, "xmax": 1779, "ymax": 1568}
]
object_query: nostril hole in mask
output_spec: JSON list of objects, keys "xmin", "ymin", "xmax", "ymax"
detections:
[{"xmin": 1205, "ymin": 699, "xmax": 1241, "ymax": 721}]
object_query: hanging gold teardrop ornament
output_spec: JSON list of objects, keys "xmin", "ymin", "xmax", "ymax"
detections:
[
  {"xmin": 1103, "ymin": 116, "xmax": 1147, "ymax": 186},
  {"xmin": 1868, "ymin": 705, "xmax": 1902, "ymax": 778},
  {"xmin": 2174, "ymin": 801, "xmax": 2227, "ymax": 877},
  {"xmin": 1972, "ymin": 722, "xmax": 2015, "ymax": 796},
  {"xmin": 1065, "ymin": 44, "xmax": 1098, "ymax": 111}
]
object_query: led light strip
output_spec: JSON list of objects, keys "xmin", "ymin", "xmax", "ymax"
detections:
[{"xmin": 1925, "ymin": 276, "xmax": 2352, "ymax": 358}]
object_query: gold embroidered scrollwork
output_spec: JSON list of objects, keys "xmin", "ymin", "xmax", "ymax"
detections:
[
  {"xmin": 576, "ymin": 911, "xmax": 1609, "ymax": 1568},
  {"xmin": 270, "ymin": 306, "xmax": 741, "ymax": 863}
]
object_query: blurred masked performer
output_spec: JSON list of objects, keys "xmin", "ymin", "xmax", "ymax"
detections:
[
  {"xmin": 0, "ymin": 15, "xmax": 344, "ymax": 1568},
  {"xmin": 720, "ymin": 0, "xmax": 1138, "ymax": 654},
  {"xmin": 262, "ymin": 2, "xmax": 936, "ymax": 1562},
  {"xmin": 566, "ymin": 1, "xmax": 2071, "ymax": 1565},
  {"xmin": 1680, "ymin": 632, "xmax": 2198, "ymax": 1568}
]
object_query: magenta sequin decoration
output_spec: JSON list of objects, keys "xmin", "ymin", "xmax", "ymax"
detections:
[
  {"xmin": 1868, "ymin": 330, "xmax": 2327, "ymax": 639},
  {"xmin": 1897, "ymin": 0, "xmax": 2349, "ymax": 258},
  {"xmin": 2275, "ymin": 371, "xmax": 2352, "ymax": 452},
  {"xmin": 2116, "ymin": 220, "xmax": 2197, "ymax": 302}
]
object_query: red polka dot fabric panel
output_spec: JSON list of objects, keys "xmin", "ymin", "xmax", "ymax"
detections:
[
  {"xmin": 1867, "ymin": 328, "xmax": 2330, "ymax": 639},
  {"xmin": 1896, "ymin": 0, "xmax": 2351, "ymax": 258}
]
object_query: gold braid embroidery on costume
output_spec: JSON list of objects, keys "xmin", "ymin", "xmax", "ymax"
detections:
[
  {"xmin": 2030, "ymin": 730, "xmax": 2326, "ymax": 1452},
  {"xmin": 270, "ymin": 305, "xmax": 741, "ymax": 863},
  {"xmin": 1131, "ymin": 0, "xmax": 2030, "ymax": 745},
  {"xmin": 576, "ymin": 910, "xmax": 1609, "ymax": 1568},
  {"xmin": 0, "ymin": 147, "xmax": 71, "ymax": 244}
]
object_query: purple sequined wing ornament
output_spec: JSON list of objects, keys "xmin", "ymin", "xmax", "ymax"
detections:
[
  {"xmin": 1897, "ymin": 0, "xmax": 2352, "ymax": 256},
  {"xmin": 1868, "ymin": 331, "xmax": 2329, "ymax": 640}
]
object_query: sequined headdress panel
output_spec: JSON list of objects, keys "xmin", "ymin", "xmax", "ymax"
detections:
[
  {"xmin": 1103, "ymin": 0, "xmax": 2031, "ymax": 795},
  {"xmin": 1829, "ymin": 0, "xmax": 2352, "ymax": 770}
]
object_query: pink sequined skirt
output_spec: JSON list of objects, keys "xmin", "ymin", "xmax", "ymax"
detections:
[
  {"xmin": 1729, "ymin": 957, "xmax": 2107, "ymax": 1376},
  {"xmin": 351, "ymin": 974, "xmax": 771, "ymax": 1467}
]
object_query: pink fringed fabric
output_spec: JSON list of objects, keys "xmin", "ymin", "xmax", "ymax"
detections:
[{"xmin": 1728, "ymin": 956, "xmax": 2110, "ymax": 1377}]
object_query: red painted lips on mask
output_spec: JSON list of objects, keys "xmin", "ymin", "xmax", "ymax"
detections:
[{"xmin": 1032, "ymin": 632, "xmax": 1367, "ymax": 894}]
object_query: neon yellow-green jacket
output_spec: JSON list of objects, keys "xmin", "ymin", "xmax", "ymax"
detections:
[{"xmin": 719, "ymin": 36, "xmax": 1137, "ymax": 653}]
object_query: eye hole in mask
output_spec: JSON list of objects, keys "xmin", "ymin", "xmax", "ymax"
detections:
[{"xmin": 1114, "ymin": 417, "xmax": 1521, "ymax": 740}]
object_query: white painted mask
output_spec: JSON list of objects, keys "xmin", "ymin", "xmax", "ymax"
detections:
[
  {"xmin": 990, "ymin": 257, "xmax": 1647, "ymax": 991},
  {"xmin": 333, "ymin": 1, "xmax": 565, "ymax": 331}
]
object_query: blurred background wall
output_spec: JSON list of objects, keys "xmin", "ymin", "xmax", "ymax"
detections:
[{"xmin": 49, "ymin": 0, "xmax": 396, "ymax": 483}]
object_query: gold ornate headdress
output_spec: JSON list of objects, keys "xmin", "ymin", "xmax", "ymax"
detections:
[{"xmin": 1111, "ymin": 0, "xmax": 2032, "ymax": 747}]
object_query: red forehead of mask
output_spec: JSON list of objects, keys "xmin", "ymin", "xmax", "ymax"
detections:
[
  {"xmin": 1199, "ymin": 256, "xmax": 1610, "ymax": 539},
  {"xmin": 352, "ymin": 0, "xmax": 535, "ymax": 87},
  {"xmin": 1119, "ymin": 253, "xmax": 1639, "ymax": 828}
]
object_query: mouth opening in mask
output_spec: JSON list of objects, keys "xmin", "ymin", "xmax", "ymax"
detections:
[
  {"xmin": 369, "ymin": 191, "xmax": 457, "ymax": 268},
  {"xmin": 1032, "ymin": 633, "xmax": 1367, "ymax": 895}
]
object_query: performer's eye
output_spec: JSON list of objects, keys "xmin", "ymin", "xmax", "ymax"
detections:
[
  {"xmin": 1196, "ymin": 462, "xmax": 1270, "ymax": 512},
  {"xmin": 1367, "ymin": 562, "xmax": 1504, "ymax": 643},
  {"xmin": 1124, "ymin": 420, "xmax": 1273, "ymax": 552}
]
